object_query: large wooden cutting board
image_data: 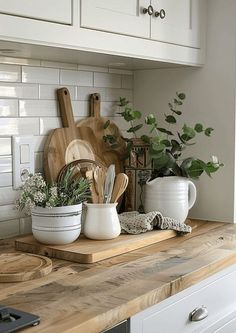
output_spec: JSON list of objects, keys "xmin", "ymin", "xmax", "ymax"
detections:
[
  {"xmin": 44, "ymin": 88, "xmax": 103, "ymax": 183},
  {"xmin": 15, "ymin": 230, "xmax": 176, "ymax": 264},
  {"xmin": 77, "ymin": 93, "xmax": 127, "ymax": 174},
  {"xmin": 0, "ymin": 253, "xmax": 52, "ymax": 282}
]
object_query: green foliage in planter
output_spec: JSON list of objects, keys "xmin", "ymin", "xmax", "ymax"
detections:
[
  {"xmin": 16, "ymin": 166, "xmax": 91, "ymax": 214},
  {"xmin": 105, "ymin": 93, "xmax": 223, "ymax": 179}
]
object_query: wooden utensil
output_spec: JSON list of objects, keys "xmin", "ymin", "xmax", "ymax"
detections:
[
  {"xmin": 44, "ymin": 87, "xmax": 102, "ymax": 183},
  {"xmin": 77, "ymin": 93, "xmax": 126, "ymax": 174},
  {"xmin": 111, "ymin": 173, "xmax": 129, "ymax": 203},
  {"xmin": 86, "ymin": 170, "xmax": 99, "ymax": 203},
  {"xmin": 0, "ymin": 253, "xmax": 52, "ymax": 282},
  {"xmin": 94, "ymin": 166, "xmax": 106, "ymax": 203},
  {"xmin": 103, "ymin": 164, "xmax": 116, "ymax": 203}
]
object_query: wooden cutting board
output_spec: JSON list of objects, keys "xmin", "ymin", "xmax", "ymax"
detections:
[
  {"xmin": 15, "ymin": 230, "xmax": 176, "ymax": 264},
  {"xmin": 44, "ymin": 88, "xmax": 103, "ymax": 183},
  {"xmin": 0, "ymin": 253, "xmax": 52, "ymax": 282},
  {"xmin": 77, "ymin": 93, "xmax": 127, "ymax": 174}
]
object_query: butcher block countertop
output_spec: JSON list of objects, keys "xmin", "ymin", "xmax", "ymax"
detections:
[{"xmin": 1, "ymin": 220, "xmax": 236, "ymax": 333}]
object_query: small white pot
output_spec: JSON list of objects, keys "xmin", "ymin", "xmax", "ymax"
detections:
[
  {"xmin": 31, "ymin": 204, "xmax": 82, "ymax": 245},
  {"xmin": 144, "ymin": 176, "xmax": 197, "ymax": 224},
  {"xmin": 84, "ymin": 203, "xmax": 121, "ymax": 240}
]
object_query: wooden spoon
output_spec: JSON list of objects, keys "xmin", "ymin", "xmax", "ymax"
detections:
[{"xmin": 111, "ymin": 173, "xmax": 129, "ymax": 203}]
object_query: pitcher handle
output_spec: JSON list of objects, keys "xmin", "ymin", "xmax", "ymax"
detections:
[{"xmin": 188, "ymin": 181, "xmax": 197, "ymax": 209}]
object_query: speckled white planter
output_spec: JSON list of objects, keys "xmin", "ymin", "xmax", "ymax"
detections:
[
  {"xmin": 144, "ymin": 176, "xmax": 196, "ymax": 224},
  {"xmin": 31, "ymin": 204, "xmax": 82, "ymax": 245}
]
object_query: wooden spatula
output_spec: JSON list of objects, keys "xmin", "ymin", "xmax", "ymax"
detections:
[{"xmin": 111, "ymin": 173, "xmax": 129, "ymax": 203}]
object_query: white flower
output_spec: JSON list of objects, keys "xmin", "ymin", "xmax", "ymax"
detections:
[
  {"xmin": 50, "ymin": 186, "xmax": 58, "ymax": 197},
  {"xmin": 212, "ymin": 155, "xmax": 219, "ymax": 165},
  {"xmin": 33, "ymin": 191, "xmax": 46, "ymax": 203}
]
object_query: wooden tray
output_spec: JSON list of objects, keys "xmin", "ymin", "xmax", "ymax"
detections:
[{"xmin": 15, "ymin": 230, "xmax": 176, "ymax": 264}]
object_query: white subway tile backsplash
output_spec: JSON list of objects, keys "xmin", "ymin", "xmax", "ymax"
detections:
[
  {"xmin": 60, "ymin": 70, "xmax": 93, "ymax": 87},
  {"xmin": 0, "ymin": 204, "xmax": 21, "ymax": 222},
  {"xmin": 34, "ymin": 135, "xmax": 48, "ymax": 152},
  {"xmin": 0, "ymin": 56, "xmax": 134, "ymax": 238},
  {"xmin": 0, "ymin": 99, "xmax": 18, "ymax": 117},
  {"xmin": 0, "ymin": 138, "xmax": 11, "ymax": 155},
  {"xmin": 0, "ymin": 156, "xmax": 12, "ymax": 173},
  {"xmin": 39, "ymin": 84, "xmax": 76, "ymax": 100},
  {"xmin": 72, "ymin": 101, "xmax": 89, "ymax": 117},
  {"xmin": 109, "ymin": 68, "xmax": 133, "ymax": 75},
  {"xmin": 19, "ymin": 100, "xmax": 58, "ymax": 117},
  {"xmin": 22, "ymin": 66, "xmax": 59, "ymax": 84},
  {"xmin": 0, "ymin": 173, "xmax": 12, "ymax": 187},
  {"xmin": 35, "ymin": 152, "xmax": 43, "ymax": 172},
  {"xmin": 20, "ymin": 217, "xmax": 32, "ymax": 235},
  {"xmin": 122, "ymin": 75, "xmax": 133, "ymax": 89},
  {"xmin": 0, "ymin": 187, "xmax": 18, "ymax": 206},
  {"xmin": 105, "ymin": 88, "xmax": 133, "ymax": 102},
  {"xmin": 100, "ymin": 102, "xmax": 118, "ymax": 117},
  {"xmin": 0, "ymin": 83, "xmax": 38, "ymax": 98},
  {"xmin": 0, "ymin": 56, "xmax": 40, "ymax": 66},
  {"xmin": 78, "ymin": 65, "xmax": 108, "ymax": 73},
  {"xmin": 77, "ymin": 87, "xmax": 106, "ymax": 101},
  {"xmin": 0, "ymin": 118, "xmax": 39, "ymax": 135},
  {"xmin": 0, "ymin": 219, "xmax": 20, "ymax": 239},
  {"xmin": 41, "ymin": 60, "xmax": 77, "ymax": 70},
  {"xmin": 40, "ymin": 117, "xmax": 61, "ymax": 135},
  {"xmin": 94, "ymin": 73, "xmax": 121, "ymax": 88},
  {"xmin": 0, "ymin": 64, "xmax": 21, "ymax": 82}
]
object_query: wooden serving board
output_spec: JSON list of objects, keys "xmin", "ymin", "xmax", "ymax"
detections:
[
  {"xmin": 15, "ymin": 230, "xmax": 176, "ymax": 264},
  {"xmin": 44, "ymin": 88, "xmax": 103, "ymax": 183},
  {"xmin": 77, "ymin": 93, "xmax": 127, "ymax": 174},
  {"xmin": 0, "ymin": 253, "xmax": 52, "ymax": 282}
]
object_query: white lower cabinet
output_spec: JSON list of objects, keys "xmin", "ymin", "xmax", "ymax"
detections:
[{"xmin": 130, "ymin": 264, "xmax": 236, "ymax": 333}]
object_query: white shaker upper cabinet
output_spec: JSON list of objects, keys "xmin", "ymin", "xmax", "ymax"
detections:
[
  {"xmin": 80, "ymin": 0, "xmax": 150, "ymax": 38},
  {"xmin": 0, "ymin": 0, "xmax": 72, "ymax": 25},
  {"xmin": 151, "ymin": 0, "xmax": 203, "ymax": 48}
]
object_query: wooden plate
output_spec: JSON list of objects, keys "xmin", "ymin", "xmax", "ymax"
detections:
[{"xmin": 0, "ymin": 253, "xmax": 52, "ymax": 282}]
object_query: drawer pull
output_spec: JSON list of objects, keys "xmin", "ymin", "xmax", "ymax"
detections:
[{"xmin": 189, "ymin": 306, "xmax": 208, "ymax": 322}]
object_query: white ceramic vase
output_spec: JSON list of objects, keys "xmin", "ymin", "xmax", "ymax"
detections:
[
  {"xmin": 31, "ymin": 204, "xmax": 82, "ymax": 245},
  {"xmin": 144, "ymin": 176, "xmax": 196, "ymax": 224},
  {"xmin": 84, "ymin": 203, "xmax": 121, "ymax": 240}
]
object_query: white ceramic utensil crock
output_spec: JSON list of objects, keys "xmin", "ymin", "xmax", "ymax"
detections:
[
  {"xmin": 31, "ymin": 204, "xmax": 82, "ymax": 245},
  {"xmin": 144, "ymin": 176, "xmax": 196, "ymax": 224},
  {"xmin": 84, "ymin": 203, "xmax": 121, "ymax": 240}
]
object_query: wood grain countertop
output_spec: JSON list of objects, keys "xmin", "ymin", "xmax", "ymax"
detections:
[{"xmin": 1, "ymin": 219, "xmax": 236, "ymax": 333}]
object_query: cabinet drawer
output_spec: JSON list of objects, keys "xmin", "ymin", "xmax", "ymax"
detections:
[
  {"xmin": 130, "ymin": 266, "xmax": 236, "ymax": 333},
  {"xmin": 0, "ymin": 0, "xmax": 72, "ymax": 25}
]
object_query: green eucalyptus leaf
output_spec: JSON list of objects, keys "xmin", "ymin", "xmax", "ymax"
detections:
[
  {"xmin": 205, "ymin": 127, "xmax": 214, "ymax": 136},
  {"xmin": 145, "ymin": 114, "xmax": 156, "ymax": 125},
  {"xmin": 172, "ymin": 110, "xmax": 182, "ymax": 115},
  {"xmin": 183, "ymin": 124, "xmax": 196, "ymax": 139},
  {"xmin": 176, "ymin": 92, "xmax": 186, "ymax": 100},
  {"xmin": 127, "ymin": 124, "xmax": 143, "ymax": 133},
  {"xmin": 194, "ymin": 123, "xmax": 203, "ymax": 133},
  {"xmin": 174, "ymin": 98, "xmax": 183, "ymax": 106},
  {"xmin": 161, "ymin": 139, "xmax": 171, "ymax": 147},
  {"xmin": 103, "ymin": 120, "xmax": 110, "ymax": 129},
  {"xmin": 171, "ymin": 139, "xmax": 182, "ymax": 153},
  {"xmin": 185, "ymin": 159, "xmax": 204, "ymax": 179},
  {"xmin": 157, "ymin": 128, "xmax": 173, "ymax": 136},
  {"xmin": 165, "ymin": 115, "xmax": 176, "ymax": 124},
  {"xmin": 141, "ymin": 135, "xmax": 150, "ymax": 143}
]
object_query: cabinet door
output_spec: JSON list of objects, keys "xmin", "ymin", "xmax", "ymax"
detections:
[
  {"xmin": 150, "ymin": 0, "xmax": 205, "ymax": 48},
  {"xmin": 80, "ymin": 0, "xmax": 150, "ymax": 38},
  {"xmin": 0, "ymin": 0, "xmax": 72, "ymax": 25}
]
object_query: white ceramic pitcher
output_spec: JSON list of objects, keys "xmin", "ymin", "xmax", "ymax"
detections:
[{"xmin": 144, "ymin": 176, "xmax": 196, "ymax": 224}]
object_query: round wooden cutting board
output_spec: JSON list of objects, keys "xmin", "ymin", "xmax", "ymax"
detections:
[{"xmin": 0, "ymin": 253, "xmax": 52, "ymax": 282}]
